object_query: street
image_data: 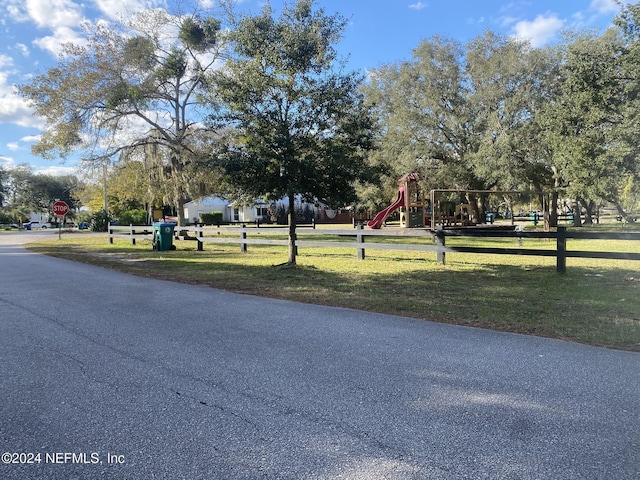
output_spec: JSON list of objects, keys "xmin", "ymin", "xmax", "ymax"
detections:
[{"xmin": 0, "ymin": 231, "xmax": 638, "ymax": 479}]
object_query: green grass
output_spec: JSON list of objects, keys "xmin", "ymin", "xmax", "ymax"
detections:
[{"xmin": 25, "ymin": 226, "xmax": 640, "ymax": 351}]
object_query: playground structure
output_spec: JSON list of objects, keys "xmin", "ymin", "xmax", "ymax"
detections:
[
  {"xmin": 367, "ymin": 174, "xmax": 477, "ymax": 230},
  {"xmin": 367, "ymin": 173, "xmax": 423, "ymax": 229}
]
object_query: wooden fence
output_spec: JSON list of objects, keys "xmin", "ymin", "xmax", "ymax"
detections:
[
  {"xmin": 436, "ymin": 227, "xmax": 640, "ymax": 274},
  {"xmin": 108, "ymin": 224, "xmax": 640, "ymax": 273}
]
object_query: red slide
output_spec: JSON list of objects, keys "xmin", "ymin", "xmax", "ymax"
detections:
[{"xmin": 367, "ymin": 186, "xmax": 405, "ymax": 229}]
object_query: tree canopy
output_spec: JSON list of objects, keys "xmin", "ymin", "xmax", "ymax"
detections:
[
  {"xmin": 538, "ymin": 3, "xmax": 640, "ymax": 222},
  {"xmin": 363, "ymin": 8, "xmax": 640, "ymax": 224},
  {"xmin": 212, "ymin": 0, "xmax": 377, "ymax": 263},
  {"xmin": 1, "ymin": 166, "xmax": 80, "ymax": 222},
  {"xmin": 362, "ymin": 32, "xmax": 560, "ymax": 221},
  {"xmin": 19, "ymin": 9, "xmax": 226, "ymax": 225}
]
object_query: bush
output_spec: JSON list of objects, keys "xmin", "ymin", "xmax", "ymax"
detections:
[
  {"xmin": 200, "ymin": 212, "xmax": 223, "ymax": 225},
  {"xmin": 118, "ymin": 209, "xmax": 148, "ymax": 225},
  {"xmin": 0, "ymin": 211, "xmax": 13, "ymax": 224},
  {"xmin": 296, "ymin": 204, "xmax": 316, "ymax": 224},
  {"xmin": 90, "ymin": 210, "xmax": 115, "ymax": 232},
  {"xmin": 273, "ymin": 204, "xmax": 287, "ymax": 225},
  {"xmin": 268, "ymin": 204, "xmax": 316, "ymax": 225}
]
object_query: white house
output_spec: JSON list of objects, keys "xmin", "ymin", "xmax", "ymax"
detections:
[
  {"xmin": 28, "ymin": 212, "xmax": 49, "ymax": 223},
  {"xmin": 184, "ymin": 197, "xmax": 228, "ymax": 224},
  {"xmin": 184, "ymin": 196, "xmax": 318, "ymax": 224},
  {"xmin": 184, "ymin": 197, "xmax": 271, "ymax": 224}
]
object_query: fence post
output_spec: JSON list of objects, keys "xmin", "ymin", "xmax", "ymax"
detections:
[
  {"xmin": 108, "ymin": 223, "xmax": 113, "ymax": 244},
  {"xmin": 240, "ymin": 224, "xmax": 247, "ymax": 253},
  {"xmin": 356, "ymin": 224, "xmax": 365, "ymax": 260},
  {"xmin": 130, "ymin": 224, "xmax": 136, "ymax": 245},
  {"xmin": 197, "ymin": 224, "xmax": 203, "ymax": 252},
  {"xmin": 436, "ymin": 227, "xmax": 446, "ymax": 264},
  {"xmin": 556, "ymin": 226, "xmax": 566, "ymax": 274},
  {"xmin": 515, "ymin": 225, "xmax": 524, "ymax": 246}
]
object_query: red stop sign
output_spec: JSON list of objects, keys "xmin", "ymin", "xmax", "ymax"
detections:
[{"xmin": 52, "ymin": 200, "xmax": 70, "ymax": 217}]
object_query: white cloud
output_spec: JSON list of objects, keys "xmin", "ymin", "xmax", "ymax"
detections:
[
  {"xmin": 0, "ymin": 74, "xmax": 43, "ymax": 129},
  {"xmin": 5, "ymin": 0, "xmax": 86, "ymax": 56},
  {"xmin": 409, "ymin": 2, "xmax": 428, "ymax": 10},
  {"xmin": 198, "ymin": 0, "xmax": 216, "ymax": 8},
  {"xmin": 511, "ymin": 14, "xmax": 564, "ymax": 48},
  {"xmin": 467, "ymin": 16, "xmax": 486, "ymax": 26},
  {"xmin": 32, "ymin": 26, "xmax": 84, "ymax": 56},
  {"xmin": 15, "ymin": 43, "xmax": 30, "ymax": 57},
  {"xmin": 93, "ymin": 0, "xmax": 161, "ymax": 21},
  {"xmin": 0, "ymin": 95, "xmax": 42, "ymax": 129},
  {"xmin": 589, "ymin": 0, "xmax": 626, "ymax": 15},
  {"xmin": 0, "ymin": 155, "xmax": 16, "ymax": 168},
  {"xmin": 23, "ymin": 0, "xmax": 83, "ymax": 29},
  {"xmin": 500, "ymin": 15, "xmax": 519, "ymax": 28},
  {"xmin": 0, "ymin": 54, "xmax": 14, "ymax": 69},
  {"xmin": 6, "ymin": 4, "xmax": 30, "ymax": 24},
  {"xmin": 36, "ymin": 165, "xmax": 77, "ymax": 176},
  {"xmin": 5, "ymin": 135, "xmax": 40, "ymax": 151},
  {"xmin": 0, "ymin": 56, "xmax": 38, "ymax": 128}
]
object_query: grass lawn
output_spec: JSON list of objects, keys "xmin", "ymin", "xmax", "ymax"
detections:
[{"xmin": 25, "ymin": 224, "xmax": 640, "ymax": 351}]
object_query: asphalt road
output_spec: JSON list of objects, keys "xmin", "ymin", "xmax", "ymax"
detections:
[{"xmin": 0, "ymin": 231, "xmax": 638, "ymax": 479}]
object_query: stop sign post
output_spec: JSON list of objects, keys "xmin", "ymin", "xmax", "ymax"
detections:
[{"xmin": 52, "ymin": 200, "xmax": 70, "ymax": 239}]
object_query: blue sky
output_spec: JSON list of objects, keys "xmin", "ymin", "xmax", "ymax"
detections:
[{"xmin": 0, "ymin": 0, "xmax": 632, "ymax": 176}]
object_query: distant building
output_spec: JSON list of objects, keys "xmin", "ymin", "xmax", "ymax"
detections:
[
  {"xmin": 28, "ymin": 212, "xmax": 48, "ymax": 223},
  {"xmin": 184, "ymin": 196, "xmax": 325, "ymax": 225},
  {"xmin": 184, "ymin": 196, "xmax": 366, "ymax": 225},
  {"xmin": 183, "ymin": 197, "xmax": 273, "ymax": 224}
]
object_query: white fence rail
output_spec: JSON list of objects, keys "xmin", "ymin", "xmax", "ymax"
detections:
[{"xmin": 108, "ymin": 223, "xmax": 437, "ymax": 260}]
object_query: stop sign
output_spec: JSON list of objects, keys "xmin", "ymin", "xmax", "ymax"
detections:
[{"xmin": 52, "ymin": 200, "xmax": 70, "ymax": 217}]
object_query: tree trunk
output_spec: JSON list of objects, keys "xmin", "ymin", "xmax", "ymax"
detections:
[
  {"xmin": 465, "ymin": 193, "xmax": 481, "ymax": 224},
  {"xmin": 573, "ymin": 199, "xmax": 583, "ymax": 227},
  {"xmin": 550, "ymin": 190, "xmax": 558, "ymax": 228},
  {"xmin": 550, "ymin": 166, "xmax": 560, "ymax": 228},
  {"xmin": 176, "ymin": 196, "xmax": 186, "ymax": 226},
  {"xmin": 578, "ymin": 198, "xmax": 595, "ymax": 225},
  {"xmin": 287, "ymin": 193, "xmax": 297, "ymax": 265},
  {"xmin": 585, "ymin": 200, "xmax": 594, "ymax": 225},
  {"xmin": 543, "ymin": 194, "xmax": 550, "ymax": 232},
  {"xmin": 481, "ymin": 193, "xmax": 489, "ymax": 224},
  {"xmin": 504, "ymin": 196, "xmax": 514, "ymax": 224},
  {"xmin": 613, "ymin": 201, "xmax": 631, "ymax": 222},
  {"xmin": 170, "ymin": 154, "xmax": 187, "ymax": 226}
]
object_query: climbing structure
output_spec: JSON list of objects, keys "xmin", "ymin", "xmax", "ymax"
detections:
[
  {"xmin": 367, "ymin": 173, "xmax": 423, "ymax": 229},
  {"xmin": 399, "ymin": 173, "xmax": 424, "ymax": 228}
]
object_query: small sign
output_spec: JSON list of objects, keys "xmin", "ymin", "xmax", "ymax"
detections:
[{"xmin": 52, "ymin": 200, "xmax": 70, "ymax": 217}]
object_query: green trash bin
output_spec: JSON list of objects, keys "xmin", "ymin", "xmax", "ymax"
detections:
[
  {"xmin": 529, "ymin": 212, "xmax": 539, "ymax": 225},
  {"xmin": 152, "ymin": 222, "xmax": 176, "ymax": 251}
]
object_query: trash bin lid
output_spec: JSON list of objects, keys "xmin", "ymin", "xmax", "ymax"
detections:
[{"xmin": 153, "ymin": 222, "xmax": 176, "ymax": 227}]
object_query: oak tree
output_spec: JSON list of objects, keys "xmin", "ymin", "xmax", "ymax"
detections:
[
  {"xmin": 213, "ymin": 0, "xmax": 377, "ymax": 264},
  {"xmin": 19, "ymin": 9, "xmax": 225, "ymax": 225}
]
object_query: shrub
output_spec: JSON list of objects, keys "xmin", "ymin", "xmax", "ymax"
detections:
[
  {"xmin": 0, "ymin": 211, "xmax": 13, "ymax": 224},
  {"xmin": 296, "ymin": 204, "xmax": 316, "ymax": 223},
  {"xmin": 90, "ymin": 210, "xmax": 115, "ymax": 232},
  {"xmin": 200, "ymin": 211, "xmax": 223, "ymax": 225},
  {"xmin": 118, "ymin": 209, "xmax": 148, "ymax": 225}
]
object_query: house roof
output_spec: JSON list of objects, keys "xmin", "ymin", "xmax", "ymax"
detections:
[{"xmin": 184, "ymin": 197, "xmax": 229, "ymax": 207}]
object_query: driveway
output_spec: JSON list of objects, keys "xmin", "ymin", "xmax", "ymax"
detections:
[{"xmin": 0, "ymin": 232, "xmax": 638, "ymax": 479}]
